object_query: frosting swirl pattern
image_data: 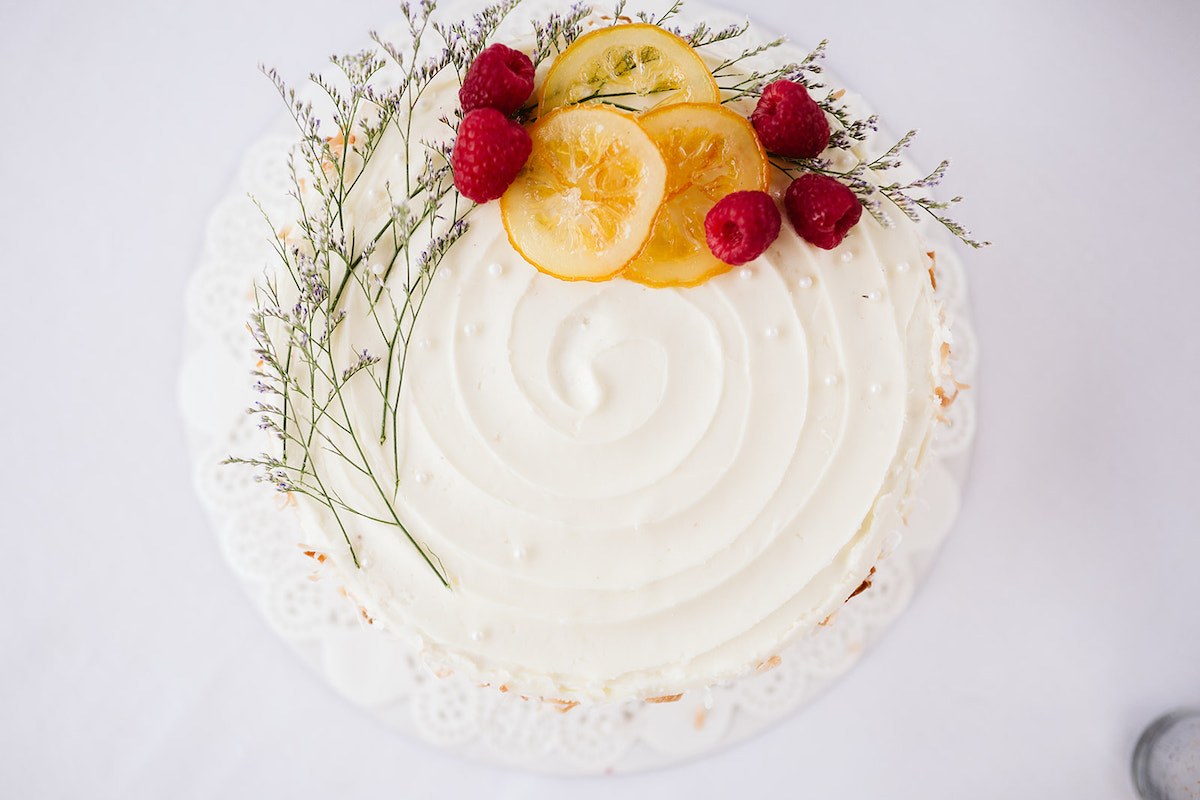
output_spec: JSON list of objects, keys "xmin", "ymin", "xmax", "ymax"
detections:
[
  {"xmin": 278, "ymin": 19, "xmax": 951, "ymax": 700},
  {"xmin": 299, "ymin": 190, "xmax": 945, "ymax": 699}
]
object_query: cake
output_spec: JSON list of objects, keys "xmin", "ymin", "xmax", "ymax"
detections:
[{"xmin": 237, "ymin": 1, "xmax": 973, "ymax": 705}]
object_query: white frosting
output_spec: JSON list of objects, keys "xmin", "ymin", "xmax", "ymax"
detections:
[{"xmin": 279, "ymin": 41, "xmax": 949, "ymax": 703}]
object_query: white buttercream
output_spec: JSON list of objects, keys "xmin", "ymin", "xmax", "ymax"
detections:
[{"xmin": 278, "ymin": 41, "xmax": 949, "ymax": 704}]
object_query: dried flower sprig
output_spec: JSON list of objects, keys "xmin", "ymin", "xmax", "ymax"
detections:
[
  {"xmin": 227, "ymin": 0, "xmax": 525, "ymax": 587},
  {"xmin": 710, "ymin": 37, "xmax": 988, "ymax": 248},
  {"xmin": 531, "ymin": 2, "xmax": 592, "ymax": 68}
]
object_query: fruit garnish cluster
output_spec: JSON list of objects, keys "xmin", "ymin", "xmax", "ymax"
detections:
[{"xmin": 451, "ymin": 1, "xmax": 986, "ymax": 287}]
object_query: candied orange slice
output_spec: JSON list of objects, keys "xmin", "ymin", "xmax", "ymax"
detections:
[
  {"xmin": 623, "ymin": 103, "xmax": 769, "ymax": 287},
  {"xmin": 500, "ymin": 105, "xmax": 668, "ymax": 281},
  {"xmin": 538, "ymin": 24, "xmax": 719, "ymax": 115}
]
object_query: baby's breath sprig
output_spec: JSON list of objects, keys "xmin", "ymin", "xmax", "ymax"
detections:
[{"xmin": 228, "ymin": 0, "xmax": 527, "ymax": 588}]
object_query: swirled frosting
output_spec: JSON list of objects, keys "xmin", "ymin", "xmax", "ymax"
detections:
[{"xmin": 286, "ymin": 45, "xmax": 949, "ymax": 703}]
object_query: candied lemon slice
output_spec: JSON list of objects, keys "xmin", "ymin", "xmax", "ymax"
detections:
[
  {"xmin": 539, "ymin": 23, "xmax": 720, "ymax": 115},
  {"xmin": 501, "ymin": 105, "xmax": 668, "ymax": 281},
  {"xmin": 623, "ymin": 103, "xmax": 769, "ymax": 288}
]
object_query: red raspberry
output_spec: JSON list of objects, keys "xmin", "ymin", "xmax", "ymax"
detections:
[
  {"xmin": 451, "ymin": 108, "xmax": 532, "ymax": 203},
  {"xmin": 704, "ymin": 191, "xmax": 781, "ymax": 265},
  {"xmin": 459, "ymin": 43, "xmax": 535, "ymax": 116},
  {"xmin": 784, "ymin": 173, "xmax": 862, "ymax": 250},
  {"xmin": 750, "ymin": 80, "xmax": 830, "ymax": 159}
]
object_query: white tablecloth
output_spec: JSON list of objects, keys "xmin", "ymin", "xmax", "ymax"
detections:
[{"xmin": 3, "ymin": 0, "xmax": 1198, "ymax": 796}]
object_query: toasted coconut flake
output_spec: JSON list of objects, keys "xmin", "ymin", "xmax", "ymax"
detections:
[
  {"xmin": 848, "ymin": 566, "xmax": 876, "ymax": 599},
  {"xmin": 935, "ymin": 377, "xmax": 972, "ymax": 422},
  {"xmin": 646, "ymin": 694, "xmax": 684, "ymax": 704},
  {"xmin": 819, "ymin": 611, "xmax": 838, "ymax": 627},
  {"xmin": 755, "ymin": 655, "xmax": 782, "ymax": 673},
  {"xmin": 546, "ymin": 698, "xmax": 580, "ymax": 713}
]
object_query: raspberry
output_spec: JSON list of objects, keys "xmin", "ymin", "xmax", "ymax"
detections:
[
  {"xmin": 704, "ymin": 191, "xmax": 781, "ymax": 265},
  {"xmin": 784, "ymin": 173, "xmax": 862, "ymax": 250},
  {"xmin": 451, "ymin": 108, "xmax": 532, "ymax": 203},
  {"xmin": 750, "ymin": 80, "xmax": 830, "ymax": 159},
  {"xmin": 459, "ymin": 43, "xmax": 535, "ymax": 116}
]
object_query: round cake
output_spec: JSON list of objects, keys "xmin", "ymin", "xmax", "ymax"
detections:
[{"xmin": 239, "ymin": 1, "xmax": 968, "ymax": 704}]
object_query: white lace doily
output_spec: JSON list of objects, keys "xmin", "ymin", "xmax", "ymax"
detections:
[{"xmin": 179, "ymin": 4, "xmax": 977, "ymax": 774}]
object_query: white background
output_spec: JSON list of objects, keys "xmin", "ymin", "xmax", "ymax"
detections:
[{"xmin": 3, "ymin": 0, "xmax": 1199, "ymax": 797}]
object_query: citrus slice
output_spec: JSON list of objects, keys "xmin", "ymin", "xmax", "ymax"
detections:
[
  {"xmin": 501, "ymin": 105, "xmax": 668, "ymax": 281},
  {"xmin": 539, "ymin": 24, "xmax": 720, "ymax": 115},
  {"xmin": 623, "ymin": 103, "xmax": 770, "ymax": 287}
]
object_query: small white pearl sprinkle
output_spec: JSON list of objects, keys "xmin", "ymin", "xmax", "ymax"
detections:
[
  {"xmin": 414, "ymin": 471, "xmax": 430, "ymax": 484},
  {"xmin": 392, "ymin": 153, "xmax": 403, "ymax": 164},
  {"xmin": 417, "ymin": 338, "xmax": 431, "ymax": 350},
  {"xmin": 512, "ymin": 547, "xmax": 527, "ymax": 560},
  {"xmin": 797, "ymin": 276, "xmax": 813, "ymax": 289},
  {"xmin": 471, "ymin": 630, "xmax": 485, "ymax": 642},
  {"xmin": 441, "ymin": 267, "xmax": 452, "ymax": 278},
  {"xmin": 866, "ymin": 290, "xmax": 882, "ymax": 302},
  {"xmin": 739, "ymin": 267, "xmax": 753, "ymax": 280},
  {"xmin": 370, "ymin": 261, "xmax": 385, "ymax": 275},
  {"xmin": 869, "ymin": 383, "xmax": 883, "ymax": 394},
  {"xmin": 895, "ymin": 261, "xmax": 910, "ymax": 273},
  {"xmin": 840, "ymin": 251, "xmax": 853, "ymax": 263},
  {"xmin": 824, "ymin": 374, "xmax": 839, "ymax": 387},
  {"xmin": 487, "ymin": 262, "xmax": 503, "ymax": 277},
  {"xmin": 463, "ymin": 323, "xmax": 478, "ymax": 336},
  {"xmin": 765, "ymin": 326, "xmax": 779, "ymax": 339}
]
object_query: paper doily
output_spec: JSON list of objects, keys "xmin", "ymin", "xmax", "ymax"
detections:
[{"xmin": 179, "ymin": 2, "xmax": 977, "ymax": 774}]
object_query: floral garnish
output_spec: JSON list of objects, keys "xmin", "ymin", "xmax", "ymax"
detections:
[
  {"xmin": 704, "ymin": 29, "xmax": 989, "ymax": 248},
  {"xmin": 226, "ymin": 0, "xmax": 527, "ymax": 586}
]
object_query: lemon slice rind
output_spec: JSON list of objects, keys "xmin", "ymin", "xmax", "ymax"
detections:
[
  {"xmin": 538, "ymin": 23, "xmax": 720, "ymax": 116},
  {"xmin": 623, "ymin": 103, "xmax": 769, "ymax": 288},
  {"xmin": 501, "ymin": 105, "xmax": 669, "ymax": 282}
]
